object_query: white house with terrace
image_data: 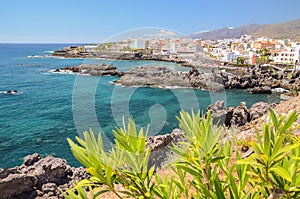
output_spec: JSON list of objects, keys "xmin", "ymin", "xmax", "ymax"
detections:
[{"xmin": 271, "ymin": 47, "xmax": 300, "ymax": 65}]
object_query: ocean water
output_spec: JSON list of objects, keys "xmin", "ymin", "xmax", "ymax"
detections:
[{"xmin": 0, "ymin": 44, "xmax": 280, "ymax": 168}]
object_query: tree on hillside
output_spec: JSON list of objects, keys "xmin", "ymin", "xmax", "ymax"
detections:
[{"xmin": 256, "ymin": 48, "xmax": 272, "ymax": 64}]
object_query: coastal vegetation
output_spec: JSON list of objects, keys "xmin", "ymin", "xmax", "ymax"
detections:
[
  {"xmin": 65, "ymin": 109, "xmax": 300, "ymax": 198},
  {"xmin": 256, "ymin": 48, "xmax": 272, "ymax": 65}
]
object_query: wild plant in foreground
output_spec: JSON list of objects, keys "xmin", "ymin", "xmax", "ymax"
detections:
[
  {"xmin": 65, "ymin": 109, "xmax": 300, "ymax": 199},
  {"xmin": 237, "ymin": 109, "xmax": 300, "ymax": 198},
  {"xmin": 64, "ymin": 118, "xmax": 158, "ymax": 199}
]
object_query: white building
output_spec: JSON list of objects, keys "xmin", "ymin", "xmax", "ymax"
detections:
[
  {"xmin": 129, "ymin": 38, "xmax": 146, "ymax": 49},
  {"xmin": 271, "ymin": 47, "xmax": 300, "ymax": 65},
  {"xmin": 84, "ymin": 45, "xmax": 98, "ymax": 51}
]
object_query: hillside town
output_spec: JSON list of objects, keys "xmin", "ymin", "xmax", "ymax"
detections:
[{"xmin": 54, "ymin": 35, "xmax": 300, "ymax": 71}]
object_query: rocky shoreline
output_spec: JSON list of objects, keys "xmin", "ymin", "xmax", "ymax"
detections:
[
  {"xmin": 114, "ymin": 66, "xmax": 225, "ymax": 92},
  {"xmin": 0, "ymin": 153, "xmax": 88, "ymax": 199},
  {"xmin": 52, "ymin": 63, "xmax": 124, "ymax": 76},
  {"xmin": 52, "ymin": 45, "xmax": 300, "ymax": 94},
  {"xmin": 0, "ymin": 99, "xmax": 284, "ymax": 199},
  {"xmin": 206, "ymin": 101, "xmax": 276, "ymax": 127},
  {"xmin": 52, "ymin": 47, "xmax": 185, "ymax": 63},
  {"xmin": 52, "ymin": 62, "xmax": 300, "ymax": 94},
  {"xmin": 114, "ymin": 65, "xmax": 300, "ymax": 94},
  {"xmin": 223, "ymin": 65, "xmax": 300, "ymax": 92}
]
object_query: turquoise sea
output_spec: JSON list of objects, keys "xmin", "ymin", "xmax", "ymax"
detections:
[{"xmin": 0, "ymin": 44, "xmax": 280, "ymax": 168}]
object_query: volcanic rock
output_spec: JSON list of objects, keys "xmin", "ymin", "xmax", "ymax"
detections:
[
  {"xmin": 249, "ymin": 86, "xmax": 272, "ymax": 94},
  {"xmin": 0, "ymin": 154, "xmax": 88, "ymax": 199},
  {"xmin": 116, "ymin": 66, "xmax": 225, "ymax": 92},
  {"xmin": 54, "ymin": 64, "xmax": 124, "ymax": 76}
]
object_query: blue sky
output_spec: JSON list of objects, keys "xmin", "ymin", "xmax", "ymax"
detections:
[{"xmin": 1, "ymin": 0, "xmax": 300, "ymax": 43}]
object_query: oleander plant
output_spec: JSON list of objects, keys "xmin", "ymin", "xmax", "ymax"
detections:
[{"xmin": 64, "ymin": 109, "xmax": 300, "ymax": 199}]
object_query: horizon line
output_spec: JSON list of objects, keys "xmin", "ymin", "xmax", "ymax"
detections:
[{"xmin": 0, "ymin": 42, "xmax": 100, "ymax": 44}]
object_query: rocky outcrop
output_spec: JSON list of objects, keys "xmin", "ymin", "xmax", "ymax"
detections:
[
  {"xmin": 115, "ymin": 66, "xmax": 225, "ymax": 92},
  {"xmin": 230, "ymin": 102, "xmax": 251, "ymax": 127},
  {"xmin": 111, "ymin": 64, "xmax": 299, "ymax": 93},
  {"xmin": 249, "ymin": 86, "xmax": 272, "ymax": 94},
  {"xmin": 223, "ymin": 66, "xmax": 300, "ymax": 92},
  {"xmin": 53, "ymin": 64, "xmax": 124, "ymax": 76},
  {"xmin": 146, "ymin": 129, "xmax": 184, "ymax": 168},
  {"xmin": 52, "ymin": 46, "xmax": 186, "ymax": 63},
  {"xmin": 0, "ymin": 131, "xmax": 185, "ymax": 198},
  {"xmin": 239, "ymin": 94, "xmax": 300, "ymax": 139},
  {"xmin": 207, "ymin": 101, "xmax": 276, "ymax": 127},
  {"xmin": 206, "ymin": 101, "xmax": 231, "ymax": 126},
  {"xmin": 52, "ymin": 46, "xmax": 92, "ymax": 58},
  {"xmin": 0, "ymin": 153, "xmax": 88, "ymax": 199},
  {"xmin": 249, "ymin": 101, "xmax": 276, "ymax": 120}
]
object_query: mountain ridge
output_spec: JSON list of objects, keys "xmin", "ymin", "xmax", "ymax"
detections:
[{"xmin": 191, "ymin": 18, "xmax": 300, "ymax": 41}]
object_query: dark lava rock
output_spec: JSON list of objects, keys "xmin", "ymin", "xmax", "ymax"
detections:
[
  {"xmin": 225, "ymin": 65, "xmax": 300, "ymax": 93},
  {"xmin": 23, "ymin": 153, "xmax": 41, "ymax": 166},
  {"xmin": 230, "ymin": 102, "xmax": 251, "ymax": 127},
  {"xmin": 116, "ymin": 66, "xmax": 225, "ymax": 92},
  {"xmin": 249, "ymin": 86, "xmax": 272, "ymax": 94},
  {"xmin": 0, "ymin": 154, "xmax": 88, "ymax": 199},
  {"xmin": 207, "ymin": 100, "xmax": 276, "ymax": 127},
  {"xmin": 146, "ymin": 128, "xmax": 184, "ymax": 168},
  {"xmin": 249, "ymin": 102, "xmax": 276, "ymax": 121},
  {"xmin": 54, "ymin": 64, "xmax": 124, "ymax": 76}
]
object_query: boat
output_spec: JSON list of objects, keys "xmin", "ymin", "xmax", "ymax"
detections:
[{"xmin": 2, "ymin": 90, "xmax": 18, "ymax": 95}]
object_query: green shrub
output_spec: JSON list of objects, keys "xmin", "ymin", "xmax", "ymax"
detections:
[
  {"xmin": 64, "ymin": 117, "xmax": 157, "ymax": 199},
  {"xmin": 290, "ymin": 86, "xmax": 299, "ymax": 97},
  {"xmin": 65, "ymin": 110, "xmax": 300, "ymax": 198},
  {"xmin": 237, "ymin": 109, "xmax": 300, "ymax": 198}
]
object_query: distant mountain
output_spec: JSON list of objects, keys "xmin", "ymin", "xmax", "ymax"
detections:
[
  {"xmin": 191, "ymin": 19, "xmax": 300, "ymax": 41},
  {"xmin": 191, "ymin": 24, "xmax": 263, "ymax": 40},
  {"xmin": 253, "ymin": 19, "xmax": 300, "ymax": 41}
]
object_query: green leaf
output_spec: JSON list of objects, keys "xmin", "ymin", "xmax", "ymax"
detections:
[
  {"xmin": 236, "ymin": 157, "xmax": 258, "ymax": 165},
  {"xmin": 174, "ymin": 164, "xmax": 200, "ymax": 178},
  {"xmin": 280, "ymin": 111, "xmax": 298, "ymax": 134},
  {"xmin": 93, "ymin": 189, "xmax": 110, "ymax": 198},
  {"xmin": 229, "ymin": 174, "xmax": 239, "ymax": 198},
  {"xmin": 270, "ymin": 166, "xmax": 292, "ymax": 182},
  {"xmin": 260, "ymin": 154, "xmax": 269, "ymax": 165},
  {"xmin": 262, "ymin": 124, "xmax": 271, "ymax": 157},
  {"xmin": 214, "ymin": 177, "xmax": 226, "ymax": 199},
  {"xmin": 272, "ymin": 143, "xmax": 300, "ymax": 163},
  {"xmin": 269, "ymin": 109, "xmax": 279, "ymax": 130}
]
